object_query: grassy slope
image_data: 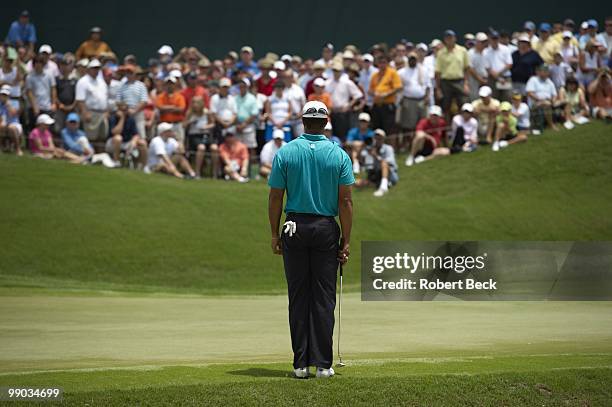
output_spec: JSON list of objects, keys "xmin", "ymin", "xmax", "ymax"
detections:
[{"xmin": 1, "ymin": 122, "xmax": 611, "ymax": 295}]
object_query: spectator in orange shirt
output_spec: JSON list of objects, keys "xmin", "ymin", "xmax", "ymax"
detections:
[
  {"xmin": 368, "ymin": 54, "xmax": 402, "ymax": 138},
  {"xmin": 75, "ymin": 27, "xmax": 112, "ymax": 60},
  {"xmin": 219, "ymin": 131, "xmax": 249, "ymax": 182},
  {"xmin": 156, "ymin": 76, "xmax": 186, "ymax": 144},
  {"xmin": 181, "ymin": 71, "xmax": 210, "ymax": 110},
  {"xmin": 307, "ymin": 77, "xmax": 332, "ymax": 109}
]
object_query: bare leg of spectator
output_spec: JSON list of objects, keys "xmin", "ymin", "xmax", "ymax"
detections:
[{"xmin": 195, "ymin": 144, "xmax": 206, "ymax": 177}]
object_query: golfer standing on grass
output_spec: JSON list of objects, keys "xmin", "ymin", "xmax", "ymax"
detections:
[{"xmin": 268, "ymin": 100, "xmax": 354, "ymax": 379}]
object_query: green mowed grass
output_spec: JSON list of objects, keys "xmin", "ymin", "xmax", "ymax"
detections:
[
  {"xmin": 1, "ymin": 122, "xmax": 611, "ymax": 295},
  {"xmin": 2, "ymin": 356, "xmax": 612, "ymax": 406}
]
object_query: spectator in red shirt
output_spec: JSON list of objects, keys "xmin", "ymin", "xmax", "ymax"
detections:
[
  {"xmin": 256, "ymin": 59, "xmax": 276, "ymax": 96},
  {"xmin": 406, "ymin": 105, "xmax": 450, "ymax": 166},
  {"xmin": 181, "ymin": 71, "xmax": 210, "ymax": 110},
  {"xmin": 219, "ymin": 131, "xmax": 249, "ymax": 182}
]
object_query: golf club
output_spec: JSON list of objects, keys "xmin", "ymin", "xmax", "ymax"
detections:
[{"xmin": 336, "ymin": 263, "xmax": 346, "ymax": 367}]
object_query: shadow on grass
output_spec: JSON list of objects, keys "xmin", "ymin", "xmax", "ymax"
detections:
[{"xmin": 227, "ymin": 368, "xmax": 292, "ymax": 378}]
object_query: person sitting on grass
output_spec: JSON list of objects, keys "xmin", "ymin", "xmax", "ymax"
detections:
[
  {"xmin": 183, "ymin": 95, "xmax": 217, "ymax": 178},
  {"xmin": 526, "ymin": 64, "xmax": 559, "ymax": 133},
  {"xmin": 29, "ymin": 114, "xmax": 84, "ymax": 163},
  {"xmin": 510, "ymin": 92, "xmax": 531, "ymax": 136},
  {"xmin": 146, "ymin": 122, "xmax": 195, "ymax": 179},
  {"xmin": 472, "ymin": 85, "xmax": 500, "ymax": 144},
  {"xmin": 406, "ymin": 105, "xmax": 450, "ymax": 166},
  {"xmin": 558, "ymin": 76, "xmax": 590, "ymax": 129},
  {"xmin": 346, "ymin": 112, "xmax": 374, "ymax": 173},
  {"xmin": 0, "ymin": 84, "xmax": 24, "ymax": 155},
  {"xmin": 588, "ymin": 68, "xmax": 612, "ymax": 122},
  {"xmin": 492, "ymin": 101, "xmax": 527, "ymax": 151},
  {"xmin": 61, "ymin": 113, "xmax": 95, "ymax": 159},
  {"xmin": 259, "ymin": 128, "xmax": 286, "ymax": 179},
  {"xmin": 219, "ymin": 130, "xmax": 249, "ymax": 182},
  {"xmin": 356, "ymin": 128, "xmax": 398, "ymax": 197},
  {"xmin": 105, "ymin": 101, "xmax": 147, "ymax": 168},
  {"xmin": 450, "ymin": 103, "xmax": 478, "ymax": 153}
]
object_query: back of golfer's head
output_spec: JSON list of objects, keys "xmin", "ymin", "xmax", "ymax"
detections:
[{"xmin": 302, "ymin": 117, "xmax": 328, "ymax": 134}]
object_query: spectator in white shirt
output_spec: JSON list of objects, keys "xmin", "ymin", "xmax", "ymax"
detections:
[
  {"xmin": 485, "ymin": 30, "xmax": 513, "ymax": 101},
  {"xmin": 27, "ymin": 44, "xmax": 59, "ymax": 78},
  {"xmin": 525, "ymin": 64, "xmax": 559, "ymax": 132},
  {"xmin": 450, "ymin": 103, "xmax": 478, "ymax": 153},
  {"xmin": 358, "ymin": 53, "xmax": 378, "ymax": 108},
  {"xmin": 281, "ymin": 69, "xmax": 306, "ymax": 137},
  {"xmin": 75, "ymin": 59, "xmax": 109, "ymax": 141},
  {"xmin": 259, "ymin": 128, "xmax": 286, "ymax": 178},
  {"xmin": 550, "ymin": 52, "xmax": 573, "ymax": 89},
  {"xmin": 146, "ymin": 122, "xmax": 195, "ymax": 178},
  {"xmin": 397, "ymin": 52, "xmax": 428, "ymax": 137},
  {"xmin": 326, "ymin": 61, "xmax": 362, "ymax": 140},
  {"xmin": 511, "ymin": 92, "xmax": 531, "ymax": 135},
  {"xmin": 468, "ymin": 32, "xmax": 489, "ymax": 101},
  {"xmin": 210, "ymin": 77, "xmax": 237, "ymax": 139}
]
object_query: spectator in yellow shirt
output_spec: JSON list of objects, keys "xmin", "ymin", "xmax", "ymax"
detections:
[
  {"xmin": 368, "ymin": 54, "xmax": 401, "ymax": 138},
  {"xmin": 75, "ymin": 27, "xmax": 113, "ymax": 61},
  {"xmin": 534, "ymin": 23, "xmax": 560, "ymax": 64},
  {"xmin": 435, "ymin": 29, "xmax": 470, "ymax": 120}
]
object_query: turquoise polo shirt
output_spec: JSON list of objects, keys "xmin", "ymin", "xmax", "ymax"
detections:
[{"xmin": 268, "ymin": 133, "xmax": 355, "ymax": 216}]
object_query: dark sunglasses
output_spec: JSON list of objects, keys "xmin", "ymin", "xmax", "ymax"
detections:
[{"xmin": 304, "ymin": 107, "xmax": 328, "ymax": 116}]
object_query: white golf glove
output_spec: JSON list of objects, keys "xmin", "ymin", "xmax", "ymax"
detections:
[{"xmin": 283, "ymin": 221, "xmax": 297, "ymax": 237}]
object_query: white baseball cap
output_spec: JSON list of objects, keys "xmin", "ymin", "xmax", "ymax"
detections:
[
  {"xmin": 302, "ymin": 101, "xmax": 329, "ymax": 118},
  {"xmin": 0, "ymin": 85, "xmax": 11, "ymax": 95},
  {"xmin": 164, "ymin": 75, "xmax": 177, "ymax": 83},
  {"xmin": 416, "ymin": 43, "xmax": 428, "ymax": 52},
  {"xmin": 240, "ymin": 46, "xmax": 254, "ymax": 54},
  {"xmin": 358, "ymin": 112, "xmax": 371, "ymax": 122},
  {"xmin": 36, "ymin": 113, "xmax": 55, "ymax": 125},
  {"xmin": 169, "ymin": 69, "xmax": 182, "ymax": 79},
  {"xmin": 461, "ymin": 103, "xmax": 474, "ymax": 112},
  {"xmin": 562, "ymin": 30, "xmax": 573, "ymax": 38},
  {"xmin": 272, "ymin": 128, "xmax": 285, "ymax": 139},
  {"xmin": 273, "ymin": 60, "xmax": 286, "ymax": 71},
  {"xmin": 362, "ymin": 53, "xmax": 374, "ymax": 62},
  {"xmin": 429, "ymin": 39, "xmax": 442, "ymax": 48},
  {"xmin": 38, "ymin": 44, "xmax": 52, "ymax": 54},
  {"xmin": 475, "ymin": 32, "xmax": 488, "ymax": 42},
  {"xmin": 280, "ymin": 54, "xmax": 292, "ymax": 62},
  {"xmin": 157, "ymin": 45, "xmax": 174, "ymax": 55},
  {"xmin": 313, "ymin": 77, "xmax": 326, "ymax": 87},
  {"xmin": 324, "ymin": 122, "xmax": 332, "ymax": 131},
  {"xmin": 87, "ymin": 59, "xmax": 102, "ymax": 68},
  {"xmin": 428, "ymin": 105, "xmax": 443, "ymax": 117},
  {"xmin": 517, "ymin": 34, "xmax": 531, "ymax": 43},
  {"xmin": 374, "ymin": 128, "xmax": 386, "ymax": 137},
  {"xmin": 479, "ymin": 85, "xmax": 492, "ymax": 97},
  {"xmin": 240, "ymin": 77, "xmax": 251, "ymax": 87},
  {"xmin": 157, "ymin": 122, "xmax": 174, "ymax": 134},
  {"xmin": 219, "ymin": 77, "xmax": 232, "ymax": 87}
]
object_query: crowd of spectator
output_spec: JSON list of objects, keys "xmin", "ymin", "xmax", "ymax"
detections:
[{"xmin": 1, "ymin": 10, "xmax": 611, "ymax": 196}]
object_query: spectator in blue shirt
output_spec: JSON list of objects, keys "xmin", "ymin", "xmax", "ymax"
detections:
[
  {"xmin": 61, "ymin": 113, "xmax": 94, "ymax": 157},
  {"xmin": 235, "ymin": 46, "xmax": 259, "ymax": 77},
  {"xmin": 346, "ymin": 112, "xmax": 374, "ymax": 174},
  {"xmin": 5, "ymin": 11, "xmax": 37, "ymax": 54}
]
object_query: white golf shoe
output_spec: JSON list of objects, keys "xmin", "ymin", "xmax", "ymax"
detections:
[
  {"xmin": 405, "ymin": 155, "xmax": 414, "ymax": 166},
  {"xmin": 316, "ymin": 367, "xmax": 335, "ymax": 378},
  {"xmin": 294, "ymin": 367, "xmax": 309, "ymax": 379},
  {"xmin": 414, "ymin": 155, "xmax": 426, "ymax": 164},
  {"xmin": 373, "ymin": 187, "xmax": 387, "ymax": 197},
  {"xmin": 563, "ymin": 121, "xmax": 575, "ymax": 130},
  {"xmin": 499, "ymin": 140, "xmax": 509, "ymax": 149},
  {"xmin": 492, "ymin": 141, "xmax": 500, "ymax": 152}
]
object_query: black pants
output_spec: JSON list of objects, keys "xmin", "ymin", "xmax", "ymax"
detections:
[
  {"xmin": 281, "ymin": 213, "xmax": 340, "ymax": 369},
  {"xmin": 371, "ymin": 103, "xmax": 397, "ymax": 135},
  {"xmin": 451, "ymin": 127, "xmax": 466, "ymax": 154}
]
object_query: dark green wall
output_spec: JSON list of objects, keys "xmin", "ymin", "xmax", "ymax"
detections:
[{"xmin": 2, "ymin": 1, "xmax": 608, "ymax": 63}]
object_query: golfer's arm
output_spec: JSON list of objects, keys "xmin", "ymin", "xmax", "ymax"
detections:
[
  {"xmin": 268, "ymin": 188, "xmax": 285, "ymax": 238},
  {"xmin": 338, "ymin": 185, "xmax": 353, "ymax": 244}
]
